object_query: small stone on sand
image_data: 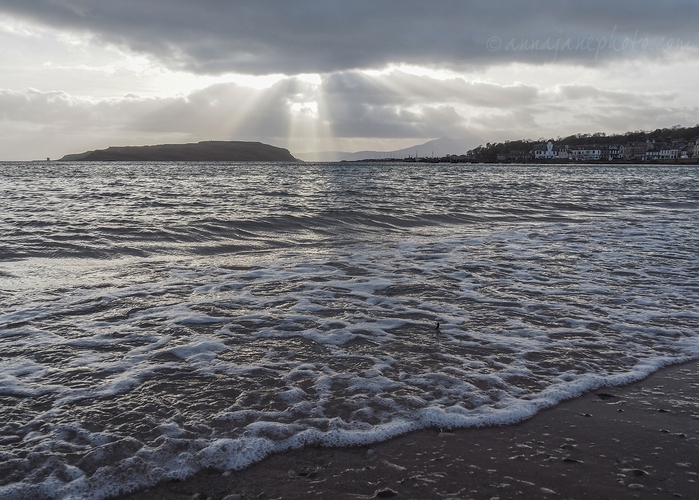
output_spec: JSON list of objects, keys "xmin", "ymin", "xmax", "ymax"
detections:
[{"xmin": 374, "ymin": 487, "xmax": 398, "ymax": 498}]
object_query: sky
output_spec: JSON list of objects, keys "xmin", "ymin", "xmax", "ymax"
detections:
[{"xmin": 1, "ymin": 0, "xmax": 698, "ymax": 161}]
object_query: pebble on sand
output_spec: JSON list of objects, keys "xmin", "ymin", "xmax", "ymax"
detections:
[{"xmin": 374, "ymin": 487, "xmax": 398, "ymax": 498}]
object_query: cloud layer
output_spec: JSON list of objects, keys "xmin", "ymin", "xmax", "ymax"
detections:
[
  {"xmin": 3, "ymin": 70, "xmax": 697, "ymax": 160},
  {"xmin": 2, "ymin": 0, "xmax": 698, "ymax": 74}
]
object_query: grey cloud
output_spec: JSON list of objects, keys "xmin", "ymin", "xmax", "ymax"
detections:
[
  {"xmin": 2, "ymin": 72, "xmax": 695, "ymax": 160},
  {"xmin": 555, "ymin": 84, "xmax": 675, "ymax": 104},
  {"xmin": 469, "ymin": 108, "xmax": 540, "ymax": 134},
  {"xmin": 324, "ymin": 71, "xmax": 540, "ymax": 108},
  {"xmin": 0, "ymin": 88, "xmax": 103, "ymax": 123},
  {"xmin": 131, "ymin": 82, "xmax": 298, "ymax": 138},
  {"xmin": 128, "ymin": 72, "xmax": 492, "ymax": 140},
  {"xmin": 0, "ymin": 74, "xmax": 477, "ymax": 159},
  {"xmin": 1, "ymin": 0, "xmax": 697, "ymax": 75},
  {"xmin": 573, "ymin": 104, "xmax": 699, "ymax": 134},
  {"xmin": 479, "ymin": 104, "xmax": 699, "ymax": 144},
  {"xmin": 420, "ymin": 105, "xmax": 464, "ymax": 126},
  {"xmin": 325, "ymin": 103, "xmax": 471, "ymax": 141}
]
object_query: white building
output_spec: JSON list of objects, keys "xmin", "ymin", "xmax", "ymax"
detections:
[
  {"xmin": 691, "ymin": 136, "xmax": 699, "ymax": 158},
  {"xmin": 660, "ymin": 149, "xmax": 679, "ymax": 159},
  {"xmin": 534, "ymin": 141, "xmax": 568, "ymax": 159},
  {"xmin": 570, "ymin": 147, "xmax": 602, "ymax": 161},
  {"xmin": 646, "ymin": 148, "xmax": 679, "ymax": 160}
]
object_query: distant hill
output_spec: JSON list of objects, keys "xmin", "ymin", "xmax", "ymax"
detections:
[
  {"xmin": 296, "ymin": 137, "xmax": 481, "ymax": 162},
  {"xmin": 60, "ymin": 141, "xmax": 298, "ymax": 162}
]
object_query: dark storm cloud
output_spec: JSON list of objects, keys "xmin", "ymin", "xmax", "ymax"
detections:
[{"xmin": 1, "ymin": 0, "xmax": 697, "ymax": 75}]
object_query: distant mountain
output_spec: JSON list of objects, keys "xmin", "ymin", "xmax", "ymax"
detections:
[
  {"xmin": 60, "ymin": 141, "xmax": 298, "ymax": 162},
  {"xmin": 296, "ymin": 137, "xmax": 481, "ymax": 162}
]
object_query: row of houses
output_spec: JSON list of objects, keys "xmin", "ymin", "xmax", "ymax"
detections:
[{"xmin": 531, "ymin": 138, "xmax": 699, "ymax": 162}]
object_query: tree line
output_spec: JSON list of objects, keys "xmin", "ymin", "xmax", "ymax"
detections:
[{"xmin": 468, "ymin": 124, "xmax": 699, "ymax": 156}]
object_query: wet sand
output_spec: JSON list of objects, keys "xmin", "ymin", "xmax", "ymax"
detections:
[{"xmin": 118, "ymin": 360, "xmax": 699, "ymax": 499}]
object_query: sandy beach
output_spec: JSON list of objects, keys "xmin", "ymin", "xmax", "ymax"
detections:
[{"xmin": 117, "ymin": 360, "xmax": 699, "ymax": 500}]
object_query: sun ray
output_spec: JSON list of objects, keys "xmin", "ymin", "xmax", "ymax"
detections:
[
  {"xmin": 205, "ymin": 78, "xmax": 297, "ymax": 147},
  {"xmin": 285, "ymin": 74, "xmax": 338, "ymax": 158}
]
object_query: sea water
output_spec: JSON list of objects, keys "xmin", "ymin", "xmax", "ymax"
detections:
[{"xmin": 1, "ymin": 162, "xmax": 698, "ymax": 499}]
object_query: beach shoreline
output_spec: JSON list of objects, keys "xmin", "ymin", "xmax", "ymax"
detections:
[{"xmin": 117, "ymin": 359, "xmax": 699, "ymax": 500}]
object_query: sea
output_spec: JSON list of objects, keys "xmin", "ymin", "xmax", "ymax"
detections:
[{"xmin": 1, "ymin": 161, "xmax": 698, "ymax": 499}]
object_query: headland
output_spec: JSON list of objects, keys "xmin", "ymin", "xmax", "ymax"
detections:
[{"xmin": 59, "ymin": 141, "xmax": 298, "ymax": 162}]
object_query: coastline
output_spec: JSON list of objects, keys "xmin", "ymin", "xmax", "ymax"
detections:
[
  {"xmin": 343, "ymin": 158, "xmax": 699, "ymax": 165},
  {"xmin": 117, "ymin": 359, "xmax": 699, "ymax": 500}
]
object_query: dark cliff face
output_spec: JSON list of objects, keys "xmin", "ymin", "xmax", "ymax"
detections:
[{"xmin": 60, "ymin": 141, "xmax": 298, "ymax": 161}]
